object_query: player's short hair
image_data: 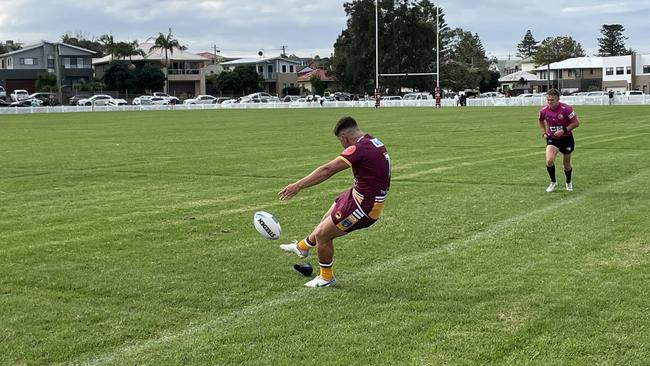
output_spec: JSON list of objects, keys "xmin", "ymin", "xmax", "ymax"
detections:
[
  {"xmin": 547, "ymin": 88, "xmax": 560, "ymax": 97},
  {"xmin": 334, "ymin": 116, "xmax": 358, "ymax": 136}
]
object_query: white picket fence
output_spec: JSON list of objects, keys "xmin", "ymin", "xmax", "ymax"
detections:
[{"xmin": 1, "ymin": 95, "xmax": 649, "ymax": 115}]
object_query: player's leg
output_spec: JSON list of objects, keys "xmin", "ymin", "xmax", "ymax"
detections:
[
  {"xmin": 305, "ymin": 216, "xmax": 347, "ymax": 287},
  {"xmin": 279, "ymin": 202, "xmax": 336, "ymax": 258},
  {"xmin": 545, "ymin": 144, "xmax": 560, "ymax": 192},
  {"xmin": 563, "ymin": 153, "xmax": 573, "ymax": 191}
]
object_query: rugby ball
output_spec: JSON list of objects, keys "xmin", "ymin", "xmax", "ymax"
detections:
[{"xmin": 253, "ymin": 211, "xmax": 281, "ymax": 240}]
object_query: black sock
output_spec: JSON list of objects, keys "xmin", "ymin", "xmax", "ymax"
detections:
[
  {"xmin": 565, "ymin": 169, "xmax": 572, "ymax": 183},
  {"xmin": 546, "ymin": 165, "xmax": 556, "ymax": 182}
]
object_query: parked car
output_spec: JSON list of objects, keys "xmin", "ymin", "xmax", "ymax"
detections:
[
  {"xmin": 0, "ymin": 86, "xmax": 6, "ymax": 100},
  {"xmin": 0, "ymin": 99, "xmax": 11, "ymax": 107},
  {"xmin": 403, "ymin": 92, "xmax": 431, "ymax": 101},
  {"xmin": 77, "ymin": 94, "xmax": 114, "ymax": 106},
  {"xmin": 10, "ymin": 98, "xmax": 43, "ymax": 107},
  {"xmin": 153, "ymin": 92, "xmax": 180, "ymax": 104},
  {"xmin": 381, "ymin": 96, "xmax": 403, "ymax": 101},
  {"xmin": 623, "ymin": 90, "xmax": 644, "ymax": 96},
  {"xmin": 282, "ymin": 95, "xmax": 301, "ymax": 103},
  {"xmin": 183, "ymin": 95, "xmax": 218, "ymax": 104},
  {"xmin": 11, "ymin": 89, "xmax": 29, "ymax": 102},
  {"xmin": 28, "ymin": 92, "xmax": 59, "ymax": 106},
  {"xmin": 479, "ymin": 92, "xmax": 504, "ymax": 98},
  {"xmin": 332, "ymin": 92, "xmax": 352, "ymax": 101},
  {"xmin": 69, "ymin": 94, "xmax": 90, "ymax": 105},
  {"xmin": 132, "ymin": 96, "xmax": 169, "ymax": 105},
  {"xmin": 106, "ymin": 98, "xmax": 128, "ymax": 106},
  {"xmin": 214, "ymin": 97, "xmax": 232, "ymax": 104}
]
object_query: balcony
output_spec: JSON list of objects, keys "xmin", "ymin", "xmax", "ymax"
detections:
[{"xmin": 168, "ymin": 69, "xmax": 200, "ymax": 75}]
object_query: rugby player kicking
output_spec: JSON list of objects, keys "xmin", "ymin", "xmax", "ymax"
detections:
[
  {"xmin": 278, "ymin": 116, "xmax": 391, "ymax": 287},
  {"xmin": 538, "ymin": 88, "xmax": 580, "ymax": 192}
]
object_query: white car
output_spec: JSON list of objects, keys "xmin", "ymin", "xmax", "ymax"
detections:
[
  {"xmin": 183, "ymin": 95, "xmax": 218, "ymax": 104},
  {"xmin": 403, "ymin": 92, "xmax": 432, "ymax": 100},
  {"xmin": 105, "ymin": 98, "xmax": 128, "ymax": 106},
  {"xmin": 132, "ymin": 96, "xmax": 169, "ymax": 105},
  {"xmin": 153, "ymin": 92, "xmax": 180, "ymax": 104},
  {"xmin": 11, "ymin": 89, "xmax": 29, "ymax": 102},
  {"xmin": 77, "ymin": 94, "xmax": 115, "ymax": 106}
]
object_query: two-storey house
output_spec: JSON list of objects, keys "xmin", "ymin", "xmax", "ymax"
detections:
[{"xmin": 0, "ymin": 41, "xmax": 95, "ymax": 93}]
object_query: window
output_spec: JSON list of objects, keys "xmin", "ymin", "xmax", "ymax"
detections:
[
  {"xmin": 1, "ymin": 59, "xmax": 4, "ymax": 68},
  {"xmin": 7, "ymin": 58, "xmax": 11, "ymax": 66},
  {"xmin": 20, "ymin": 57, "xmax": 38, "ymax": 65},
  {"xmin": 567, "ymin": 69, "xmax": 572, "ymax": 78},
  {"xmin": 590, "ymin": 68, "xmax": 593, "ymax": 75},
  {"xmin": 626, "ymin": 66, "xmax": 631, "ymax": 74},
  {"xmin": 643, "ymin": 65, "xmax": 650, "ymax": 74},
  {"xmin": 267, "ymin": 65, "xmax": 273, "ymax": 73},
  {"xmin": 605, "ymin": 67, "xmax": 614, "ymax": 76},
  {"xmin": 282, "ymin": 65, "xmax": 286, "ymax": 73},
  {"xmin": 616, "ymin": 67, "xmax": 624, "ymax": 75},
  {"xmin": 258, "ymin": 66, "xmax": 263, "ymax": 73},
  {"xmin": 289, "ymin": 65, "xmax": 294, "ymax": 72},
  {"xmin": 47, "ymin": 56, "xmax": 54, "ymax": 69},
  {"xmin": 558, "ymin": 70, "xmax": 563, "ymax": 79}
]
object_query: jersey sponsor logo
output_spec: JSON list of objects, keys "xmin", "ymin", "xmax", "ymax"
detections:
[
  {"xmin": 558, "ymin": 114, "xmax": 564, "ymax": 120},
  {"xmin": 370, "ymin": 138, "xmax": 384, "ymax": 148},
  {"xmin": 342, "ymin": 145, "xmax": 356, "ymax": 155}
]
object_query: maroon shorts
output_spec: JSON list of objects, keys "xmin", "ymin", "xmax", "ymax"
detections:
[{"xmin": 330, "ymin": 189, "xmax": 383, "ymax": 233}]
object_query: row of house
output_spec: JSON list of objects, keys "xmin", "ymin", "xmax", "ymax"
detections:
[
  {"xmin": 0, "ymin": 40, "xmax": 339, "ymax": 98},
  {"xmin": 3, "ymin": 39, "xmax": 649, "ymax": 99},
  {"xmin": 493, "ymin": 54, "xmax": 650, "ymax": 95}
]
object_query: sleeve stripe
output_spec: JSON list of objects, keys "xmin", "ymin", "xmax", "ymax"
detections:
[{"xmin": 337, "ymin": 156, "xmax": 352, "ymax": 166}]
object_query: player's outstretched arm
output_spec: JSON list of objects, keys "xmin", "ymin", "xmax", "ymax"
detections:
[{"xmin": 278, "ymin": 157, "xmax": 350, "ymax": 200}]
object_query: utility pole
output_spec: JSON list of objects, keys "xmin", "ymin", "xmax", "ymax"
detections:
[
  {"xmin": 213, "ymin": 45, "xmax": 220, "ymax": 64},
  {"xmin": 281, "ymin": 45, "xmax": 287, "ymax": 57},
  {"xmin": 54, "ymin": 43, "xmax": 62, "ymax": 104}
]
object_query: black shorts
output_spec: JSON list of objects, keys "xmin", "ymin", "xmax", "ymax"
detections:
[{"xmin": 547, "ymin": 134, "xmax": 575, "ymax": 155}]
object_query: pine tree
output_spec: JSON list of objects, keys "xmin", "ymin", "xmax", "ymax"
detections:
[
  {"xmin": 597, "ymin": 24, "xmax": 632, "ymax": 56},
  {"xmin": 516, "ymin": 30, "xmax": 538, "ymax": 58}
]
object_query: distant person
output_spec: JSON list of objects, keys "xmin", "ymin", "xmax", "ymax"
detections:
[
  {"xmin": 320, "ymin": 96, "xmax": 325, "ymax": 107},
  {"xmin": 278, "ymin": 116, "xmax": 391, "ymax": 287},
  {"xmin": 608, "ymin": 90, "xmax": 614, "ymax": 105},
  {"xmin": 538, "ymin": 88, "xmax": 580, "ymax": 192}
]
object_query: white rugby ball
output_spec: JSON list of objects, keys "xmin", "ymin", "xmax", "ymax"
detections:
[{"xmin": 253, "ymin": 211, "xmax": 281, "ymax": 240}]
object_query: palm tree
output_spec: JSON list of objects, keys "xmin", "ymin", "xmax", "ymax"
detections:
[
  {"xmin": 98, "ymin": 34, "xmax": 117, "ymax": 59},
  {"xmin": 148, "ymin": 29, "xmax": 183, "ymax": 93}
]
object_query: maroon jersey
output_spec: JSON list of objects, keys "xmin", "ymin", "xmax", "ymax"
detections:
[
  {"xmin": 337, "ymin": 134, "xmax": 391, "ymax": 200},
  {"xmin": 539, "ymin": 102, "xmax": 577, "ymax": 139}
]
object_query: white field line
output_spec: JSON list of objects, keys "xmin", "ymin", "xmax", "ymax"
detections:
[
  {"xmin": 76, "ymin": 169, "xmax": 647, "ymax": 366},
  {"xmin": 397, "ymin": 132, "xmax": 649, "ymax": 180}
]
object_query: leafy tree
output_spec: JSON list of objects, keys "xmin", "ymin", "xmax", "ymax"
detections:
[
  {"xmin": 516, "ymin": 30, "xmax": 538, "ymax": 58},
  {"xmin": 234, "ymin": 65, "xmax": 263, "ymax": 94},
  {"xmin": 0, "ymin": 41, "xmax": 22, "ymax": 54},
  {"xmin": 137, "ymin": 64, "xmax": 165, "ymax": 93},
  {"xmin": 597, "ymin": 24, "xmax": 632, "ymax": 56},
  {"xmin": 35, "ymin": 73, "xmax": 57, "ymax": 91},
  {"xmin": 310, "ymin": 74, "xmax": 326, "ymax": 95},
  {"xmin": 443, "ymin": 28, "xmax": 489, "ymax": 91},
  {"xmin": 149, "ymin": 29, "xmax": 184, "ymax": 93},
  {"xmin": 98, "ymin": 34, "xmax": 117, "ymax": 59},
  {"xmin": 61, "ymin": 32, "xmax": 103, "ymax": 57},
  {"xmin": 215, "ymin": 71, "xmax": 242, "ymax": 95},
  {"xmin": 103, "ymin": 61, "xmax": 137, "ymax": 92},
  {"xmin": 72, "ymin": 78, "xmax": 106, "ymax": 92},
  {"xmin": 533, "ymin": 36, "xmax": 586, "ymax": 66},
  {"xmin": 331, "ymin": 0, "xmax": 452, "ymax": 94}
]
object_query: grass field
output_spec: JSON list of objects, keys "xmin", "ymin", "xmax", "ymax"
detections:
[{"xmin": 1, "ymin": 106, "xmax": 649, "ymax": 365}]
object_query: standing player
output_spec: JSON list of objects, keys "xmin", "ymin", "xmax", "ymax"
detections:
[
  {"xmin": 538, "ymin": 88, "xmax": 580, "ymax": 192},
  {"xmin": 278, "ymin": 116, "xmax": 391, "ymax": 287}
]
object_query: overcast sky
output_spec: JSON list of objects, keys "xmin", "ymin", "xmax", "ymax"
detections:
[{"xmin": 1, "ymin": 0, "xmax": 649, "ymax": 59}]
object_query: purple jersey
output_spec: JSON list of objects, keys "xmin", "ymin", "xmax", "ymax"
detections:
[
  {"xmin": 539, "ymin": 102, "xmax": 577, "ymax": 139},
  {"xmin": 337, "ymin": 134, "xmax": 391, "ymax": 200}
]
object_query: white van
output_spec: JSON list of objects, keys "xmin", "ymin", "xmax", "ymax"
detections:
[{"xmin": 623, "ymin": 90, "xmax": 644, "ymax": 96}]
